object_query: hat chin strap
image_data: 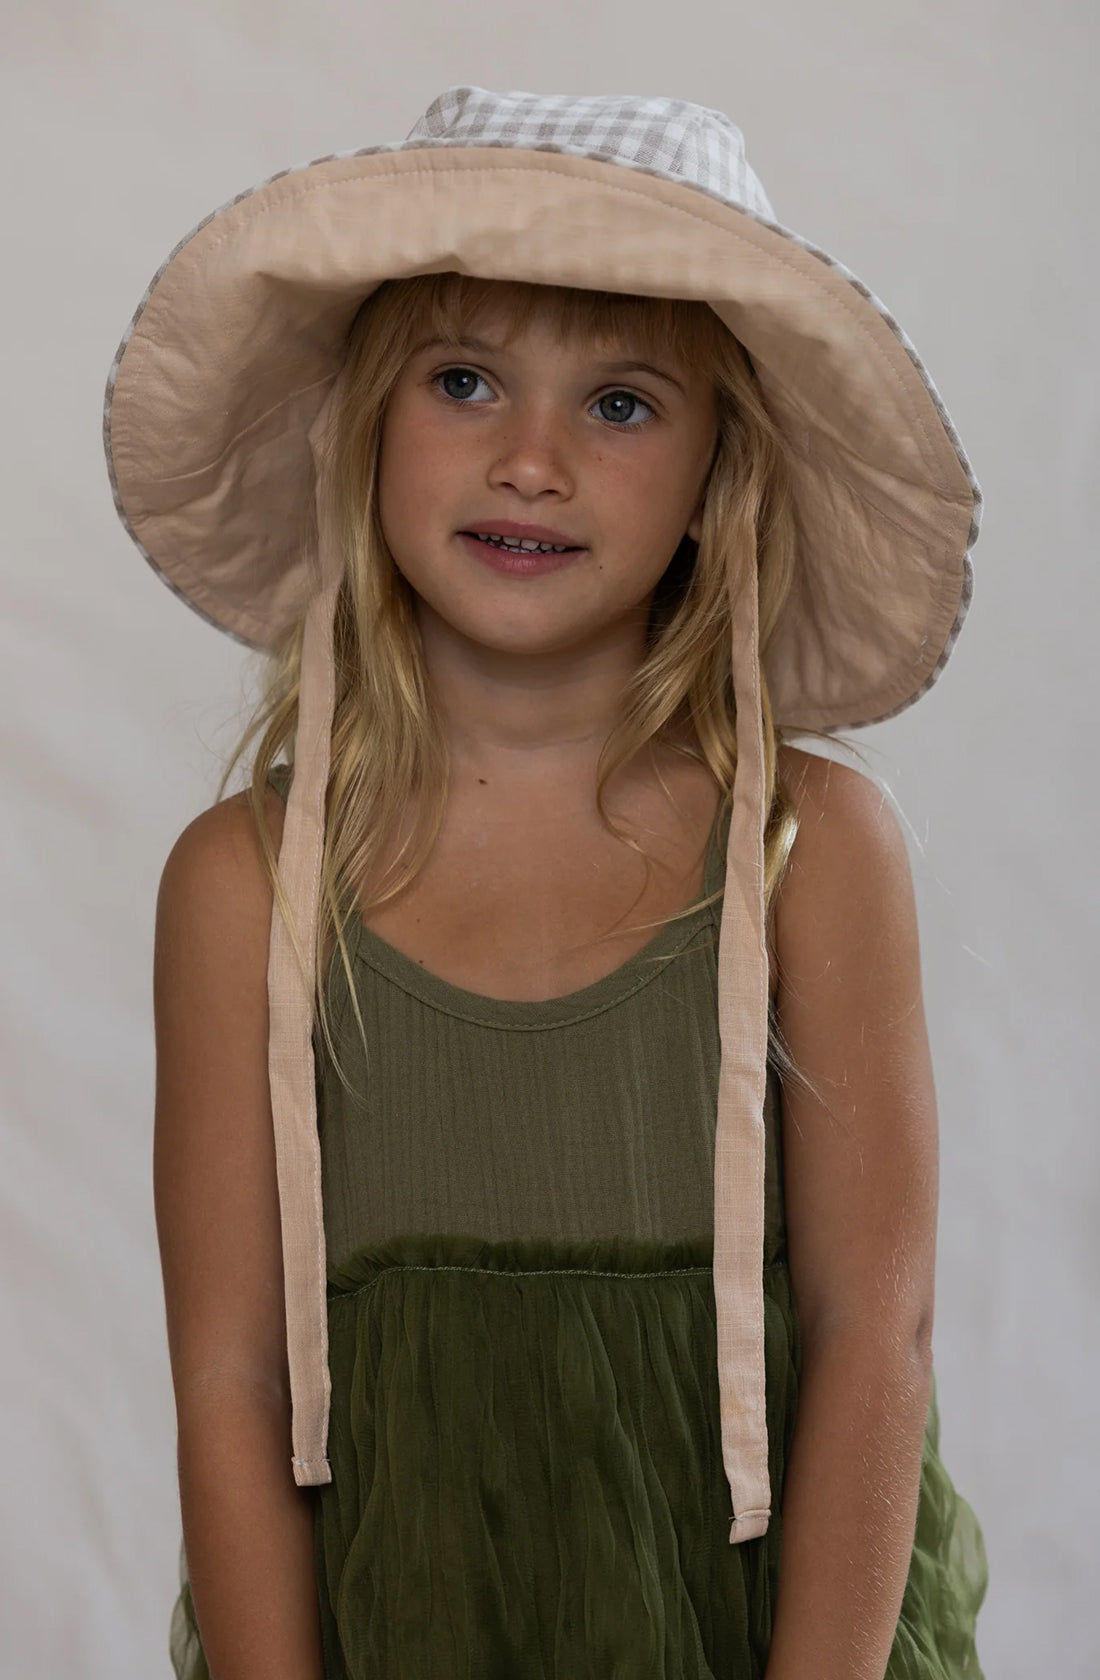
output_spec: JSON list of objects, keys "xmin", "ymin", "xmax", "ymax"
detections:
[
  {"xmin": 716, "ymin": 554, "xmax": 772, "ymax": 1543},
  {"xmin": 267, "ymin": 387, "xmax": 342, "ymax": 1488},
  {"xmin": 268, "ymin": 403, "xmax": 773, "ymax": 1539}
]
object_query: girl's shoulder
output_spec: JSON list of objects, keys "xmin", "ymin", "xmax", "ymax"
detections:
[
  {"xmin": 776, "ymin": 743, "xmax": 906, "ymax": 861},
  {"xmin": 772, "ymin": 742, "xmax": 920, "ymax": 992},
  {"xmin": 155, "ymin": 784, "xmax": 289, "ymax": 981}
]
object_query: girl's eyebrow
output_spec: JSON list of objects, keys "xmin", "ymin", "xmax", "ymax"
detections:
[{"xmin": 411, "ymin": 333, "xmax": 687, "ymax": 396}]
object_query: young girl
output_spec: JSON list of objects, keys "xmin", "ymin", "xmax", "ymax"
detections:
[{"xmin": 106, "ymin": 86, "xmax": 989, "ymax": 1679}]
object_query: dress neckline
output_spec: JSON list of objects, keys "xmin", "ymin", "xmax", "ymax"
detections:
[{"xmin": 345, "ymin": 793, "xmax": 731, "ymax": 1030}]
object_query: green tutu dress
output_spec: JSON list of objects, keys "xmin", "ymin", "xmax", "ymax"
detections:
[{"xmin": 170, "ymin": 772, "xmax": 988, "ymax": 1678}]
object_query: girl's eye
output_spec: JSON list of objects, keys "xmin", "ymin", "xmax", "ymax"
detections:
[
  {"xmin": 593, "ymin": 390, "xmax": 654, "ymax": 428},
  {"xmin": 432, "ymin": 367, "xmax": 655, "ymax": 429},
  {"xmin": 435, "ymin": 366, "xmax": 493, "ymax": 404}
]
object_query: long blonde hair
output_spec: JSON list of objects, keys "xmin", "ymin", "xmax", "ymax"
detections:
[{"xmin": 216, "ymin": 273, "xmax": 835, "ymax": 1097}]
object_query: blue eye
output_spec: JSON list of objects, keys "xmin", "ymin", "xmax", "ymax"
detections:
[
  {"xmin": 436, "ymin": 367, "xmax": 493, "ymax": 403},
  {"xmin": 594, "ymin": 390, "xmax": 654, "ymax": 428},
  {"xmin": 432, "ymin": 367, "xmax": 655, "ymax": 428}
]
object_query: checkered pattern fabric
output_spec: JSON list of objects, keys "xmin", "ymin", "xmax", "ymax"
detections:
[{"xmin": 404, "ymin": 85, "xmax": 777, "ymax": 222}]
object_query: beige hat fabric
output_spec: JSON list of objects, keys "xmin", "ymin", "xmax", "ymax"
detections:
[{"xmin": 104, "ymin": 85, "xmax": 981, "ymax": 1545}]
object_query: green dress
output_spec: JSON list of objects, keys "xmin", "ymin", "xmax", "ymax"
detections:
[{"xmin": 170, "ymin": 767, "xmax": 988, "ymax": 1678}]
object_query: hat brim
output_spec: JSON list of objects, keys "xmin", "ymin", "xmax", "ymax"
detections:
[{"xmin": 104, "ymin": 142, "xmax": 979, "ymax": 731}]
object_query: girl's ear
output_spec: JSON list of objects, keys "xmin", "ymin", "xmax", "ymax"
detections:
[{"xmin": 687, "ymin": 505, "xmax": 704, "ymax": 544}]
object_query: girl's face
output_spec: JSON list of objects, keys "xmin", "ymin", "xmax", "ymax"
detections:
[{"xmin": 377, "ymin": 304, "xmax": 719, "ymax": 664}]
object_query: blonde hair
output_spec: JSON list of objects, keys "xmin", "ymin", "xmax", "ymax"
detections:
[{"xmin": 216, "ymin": 273, "xmax": 836, "ymax": 1098}]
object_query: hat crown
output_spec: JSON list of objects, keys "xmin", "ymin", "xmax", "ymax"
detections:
[{"xmin": 404, "ymin": 84, "xmax": 777, "ymax": 222}]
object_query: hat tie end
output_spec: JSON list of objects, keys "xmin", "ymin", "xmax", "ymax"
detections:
[
  {"xmin": 729, "ymin": 1507, "xmax": 770, "ymax": 1543},
  {"xmin": 292, "ymin": 1455, "xmax": 333, "ymax": 1488}
]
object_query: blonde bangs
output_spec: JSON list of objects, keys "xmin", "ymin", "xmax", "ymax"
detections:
[{"xmin": 370, "ymin": 270, "xmax": 732, "ymax": 380}]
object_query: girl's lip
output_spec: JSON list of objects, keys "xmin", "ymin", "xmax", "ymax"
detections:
[
  {"xmin": 458, "ymin": 531, "xmax": 586, "ymax": 575},
  {"xmin": 463, "ymin": 520, "xmax": 584, "ymax": 544}
]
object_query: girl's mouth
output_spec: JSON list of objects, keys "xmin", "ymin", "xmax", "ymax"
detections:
[{"xmin": 458, "ymin": 531, "xmax": 586, "ymax": 575}]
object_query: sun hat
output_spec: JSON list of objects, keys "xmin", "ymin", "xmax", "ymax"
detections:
[{"xmin": 104, "ymin": 84, "xmax": 981, "ymax": 1546}]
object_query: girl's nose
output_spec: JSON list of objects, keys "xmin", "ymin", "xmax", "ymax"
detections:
[{"xmin": 485, "ymin": 411, "xmax": 577, "ymax": 499}]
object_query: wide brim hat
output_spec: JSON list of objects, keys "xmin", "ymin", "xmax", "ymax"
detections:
[{"xmin": 105, "ymin": 85, "xmax": 981, "ymax": 1545}]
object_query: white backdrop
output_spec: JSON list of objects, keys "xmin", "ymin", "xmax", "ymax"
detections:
[{"xmin": 3, "ymin": 2, "xmax": 1096, "ymax": 1674}]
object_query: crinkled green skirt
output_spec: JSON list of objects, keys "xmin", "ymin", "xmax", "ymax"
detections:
[{"xmin": 171, "ymin": 1232, "xmax": 988, "ymax": 1679}]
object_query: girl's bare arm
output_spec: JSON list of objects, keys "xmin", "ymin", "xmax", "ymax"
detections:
[
  {"xmin": 764, "ymin": 747, "xmax": 939, "ymax": 1680},
  {"xmin": 153, "ymin": 790, "xmax": 325, "ymax": 1680}
]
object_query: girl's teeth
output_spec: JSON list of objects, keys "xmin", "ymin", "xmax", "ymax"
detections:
[{"xmin": 473, "ymin": 534, "xmax": 570, "ymax": 553}]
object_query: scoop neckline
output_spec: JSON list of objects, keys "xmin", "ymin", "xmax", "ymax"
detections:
[{"xmin": 345, "ymin": 793, "xmax": 731, "ymax": 1030}]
